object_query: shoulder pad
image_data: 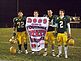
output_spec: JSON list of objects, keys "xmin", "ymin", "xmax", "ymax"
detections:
[
  {"xmin": 13, "ymin": 17, "xmax": 18, "ymax": 21},
  {"xmin": 65, "ymin": 15, "xmax": 70, "ymax": 18}
]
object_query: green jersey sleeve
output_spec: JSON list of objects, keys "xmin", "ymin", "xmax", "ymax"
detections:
[{"xmin": 13, "ymin": 17, "xmax": 17, "ymax": 28}]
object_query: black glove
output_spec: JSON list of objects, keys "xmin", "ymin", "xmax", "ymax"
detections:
[
  {"xmin": 53, "ymin": 32, "xmax": 58, "ymax": 37},
  {"xmin": 13, "ymin": 32, "xmax": 16, "ymax": 36}
]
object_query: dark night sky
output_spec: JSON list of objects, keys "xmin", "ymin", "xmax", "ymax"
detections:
[{"xmin": 0, "ymin": 0, "xmax": 81, "ymax": 27}]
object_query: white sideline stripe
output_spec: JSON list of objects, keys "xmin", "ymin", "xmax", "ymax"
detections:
[
  {"xmin": 0, "ymin": 42, "xmax": 9, "ymax": 43},
  {"xmin": 1, "ymin": 42, "xmax": 81, "ymax": 49},
  {"xmin": 0, "ymin": 60, "xmax": 12, "ymax": 61},
  {"xmin": 0, "ymin": 42, "xmax": 30, "ymax": 44},
  {"xmin": 68, "ymin": 46, "xmax": 81, "ymax": 49}
]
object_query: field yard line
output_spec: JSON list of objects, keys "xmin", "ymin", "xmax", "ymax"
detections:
[
  {"xmin": 0, "ymin": 42, "xmax": 30, "ymax": 44},
  {"xmin": 74, "ymin": 38, "xmax": 81, "ymax": 40},
  {"xmin": 1, "ymin": 42, "xmax": 81, "ymax": 49},
  {"xmin": 50, "ymin": 44, "xmax": 81, "ymax": 48},
  {"xmin": 68, "ymin": 46, "xmax": 81, "ymax": 49},
  {"xmin": 0, "ymin": 60, "xmax": 13, "ymax": 61},
  {"xmin": 0, "ymin": 42, "xmax": 9, "ymax": 43}
]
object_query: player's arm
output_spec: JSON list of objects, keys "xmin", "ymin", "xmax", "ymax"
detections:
[
  {"xmin": 67, "ymin": 23, "xmax": 71, "ymax": 34},
  {"xmin": 52, "ymin": 16, "xmax": 58, "ymax": 35},
  {"xmin": 67, "ymin": 16, "xmax": 71, "ymax": 38},
  {"xmin": 13, "ymin": 18, "xmax": 16, "ymax": 36},
  {"xmin": 52, "ymin": 15, "xmax": 58, "ymax": 28},
  {"xmin": 52, "ymin": 23, "xmax": 57, "ymax": 27}
]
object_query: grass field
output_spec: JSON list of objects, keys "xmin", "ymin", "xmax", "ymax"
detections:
[{"xmin": 0, "ymin": 28, "xmax": 81, "ymax": 61}]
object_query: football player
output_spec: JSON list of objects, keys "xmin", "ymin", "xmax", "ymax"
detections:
[
  {"xmin": 13, "ymin": 11, "xmax": 28, "ymax": 54},
  {"xmin": 56, "ymin": 9, "xmax": 71, "ymax": 58},
  {"xmin": 43, "ymin": 10, "xmax": 57, "ymax": 56}
]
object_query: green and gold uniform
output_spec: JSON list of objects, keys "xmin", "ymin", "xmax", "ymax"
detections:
[
  {"xmin": 13, "ymin": 16, "xmax": 27, "ymax": 45},
  {"xmin": 45, "ymin": 15, "xmax": 57, "ymax": 48},
  {"xmin": 56, "ymin": 16, "xmax": 70, "ymax": 46}
]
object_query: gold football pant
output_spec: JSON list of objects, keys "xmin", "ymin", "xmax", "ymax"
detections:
[
  {"xmin": 57, "ymin": 32, "xmax": 68, "ymax": 46},
  {"xmin": 44, "ymin": 31, "xmax": 56, "ymax": 49},
  {"xmin": 45, "ymin": 31, "xmax": 56, "ymax": 44},
  {"xmin": 16, "ymin": 31, "xmax": 27, "ymax": 45}
]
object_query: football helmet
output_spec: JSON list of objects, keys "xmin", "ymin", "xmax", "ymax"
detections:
[
  {"xmin": 68, "ymin": 38, "xmax": 75, "ymax": 46},
  {"xmin": 10, "ymin": 46, "xmax": 16, "ymax": 54}
]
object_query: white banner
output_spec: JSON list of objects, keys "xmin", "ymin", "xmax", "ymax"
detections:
[{"xmin": 26, "ymin": 17, "xmax": 49, "ymax": 51}]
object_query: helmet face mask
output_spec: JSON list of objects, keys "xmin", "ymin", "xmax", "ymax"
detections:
[{"xmin": 9, "ymin": 36, "xmax": 17, "ymax": 44}]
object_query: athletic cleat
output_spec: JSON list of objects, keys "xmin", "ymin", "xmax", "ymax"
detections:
[
  {"xmin": 65, "ymin": 55, "xmax": 68, "ymax": 59},
  {"xmin": 57, "ymin": 54, "xmax": 62, "ymax": 58},
  {"xmin": 25, "ymin": 50, "xmax": 28, "ymax": 54},
  {"xmin": 43, "ymin": 52, "xmax": 47, "ymax": 56},
  {"xmin": 52, "ymin": 52, "xmax": 55, "ymax": 57},
  {"xmin": 18, "ymin": 50, "xmax": 22, "ymax": 54},
  {"xmin": 32, "ymin": 51, "xmax": 35, "ymax": 54}
]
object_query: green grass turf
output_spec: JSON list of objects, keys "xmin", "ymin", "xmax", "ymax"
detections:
[{"xmin": 0, "ymin": 28, "xmax": 81, "ymax": 61}]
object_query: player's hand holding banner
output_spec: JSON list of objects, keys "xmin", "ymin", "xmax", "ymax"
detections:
[{"xmin": 26, "ymin": 17, "xmax": 49, "ymax": 51}]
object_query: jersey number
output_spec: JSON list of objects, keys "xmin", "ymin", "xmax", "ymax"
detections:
[
  {"xmin": 17, "ymin": 22, "xmax": 24, "ymax": 28},
  {"xmin": 60, "ymin": 21, "xmax": 63, "ymax": 28}
]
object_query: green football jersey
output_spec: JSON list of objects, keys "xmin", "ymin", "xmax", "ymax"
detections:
[
  {"xmin": 56, "ymin": 16, "xmax": 70, "ymax": 33},
  {"xmin": 13, "ymin": 16, "xmax": 26, "ymax": 32},
  {"xmin": 47, "ymin": 15, "xmax": 57, "ymax": 31}
]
